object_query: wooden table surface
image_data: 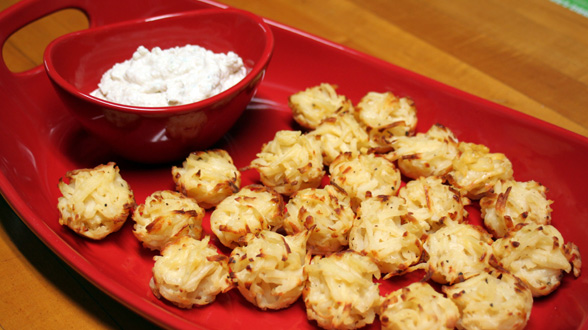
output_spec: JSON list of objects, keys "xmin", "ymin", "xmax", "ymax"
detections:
[{"xmin": 0, "ymin": 0, "xmax": 587, "ymax": 329}]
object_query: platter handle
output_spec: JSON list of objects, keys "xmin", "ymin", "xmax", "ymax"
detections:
[
  {"xmin": 0, "ymin": 0, "xmax": 94, "ymax": 81},
  {"xmin": 0, "ymin": 0, "xmax": 221, "ymax": 83}
]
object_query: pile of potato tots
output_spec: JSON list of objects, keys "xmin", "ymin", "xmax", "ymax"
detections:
[{"xmin": 57, "ymin": 83, "xmax": 582, "ymax": 330}]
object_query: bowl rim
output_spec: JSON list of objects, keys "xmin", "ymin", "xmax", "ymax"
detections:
[{"xmin": 43, "ymin": 7, "xmax": 274, "ymax": 115}]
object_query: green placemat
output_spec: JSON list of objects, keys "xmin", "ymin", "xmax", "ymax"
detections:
[{"xmin": 551, "ymin": 0, "xmax": 588, "ymax": 17}]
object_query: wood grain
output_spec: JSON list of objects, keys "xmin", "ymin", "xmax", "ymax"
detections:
[
  {"xmin": 0, "ymin": 0, "xmax": 587, "ymax": 329},
  {"xmin": 220, "ymin": 0, "xmax": 588, "ymax": 137}
]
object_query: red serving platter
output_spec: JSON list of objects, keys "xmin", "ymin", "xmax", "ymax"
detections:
[{"xmin": 1, "ymin": 0, "xmax": 587, "ymax": 329}]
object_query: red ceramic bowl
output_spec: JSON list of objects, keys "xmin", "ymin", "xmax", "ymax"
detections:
[{"xmin": 44, "ymin": 8, "xmax": 274, "ymax": 163}]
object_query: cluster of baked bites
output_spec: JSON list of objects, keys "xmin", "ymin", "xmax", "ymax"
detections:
[
  {"xmin": 57, "ymin": 150, "xmax": 242, "ymax": 308},
  {"xmin": 56, "ymin": 83, "xmax": 582, "ymax": 329},
  {"xmin": 276, "ymin": 82, "xmax": 581, "ymax": 329}
]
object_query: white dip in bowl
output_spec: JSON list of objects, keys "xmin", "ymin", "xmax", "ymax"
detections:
[{"xmin": 91, "ymin": 44, "xmax": 247, "ymax": 107}]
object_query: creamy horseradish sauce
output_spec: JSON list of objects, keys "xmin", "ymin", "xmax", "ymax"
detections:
[{"xmin": 91, "ymin": 45, "xmax": 247, "ymax": 107}]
